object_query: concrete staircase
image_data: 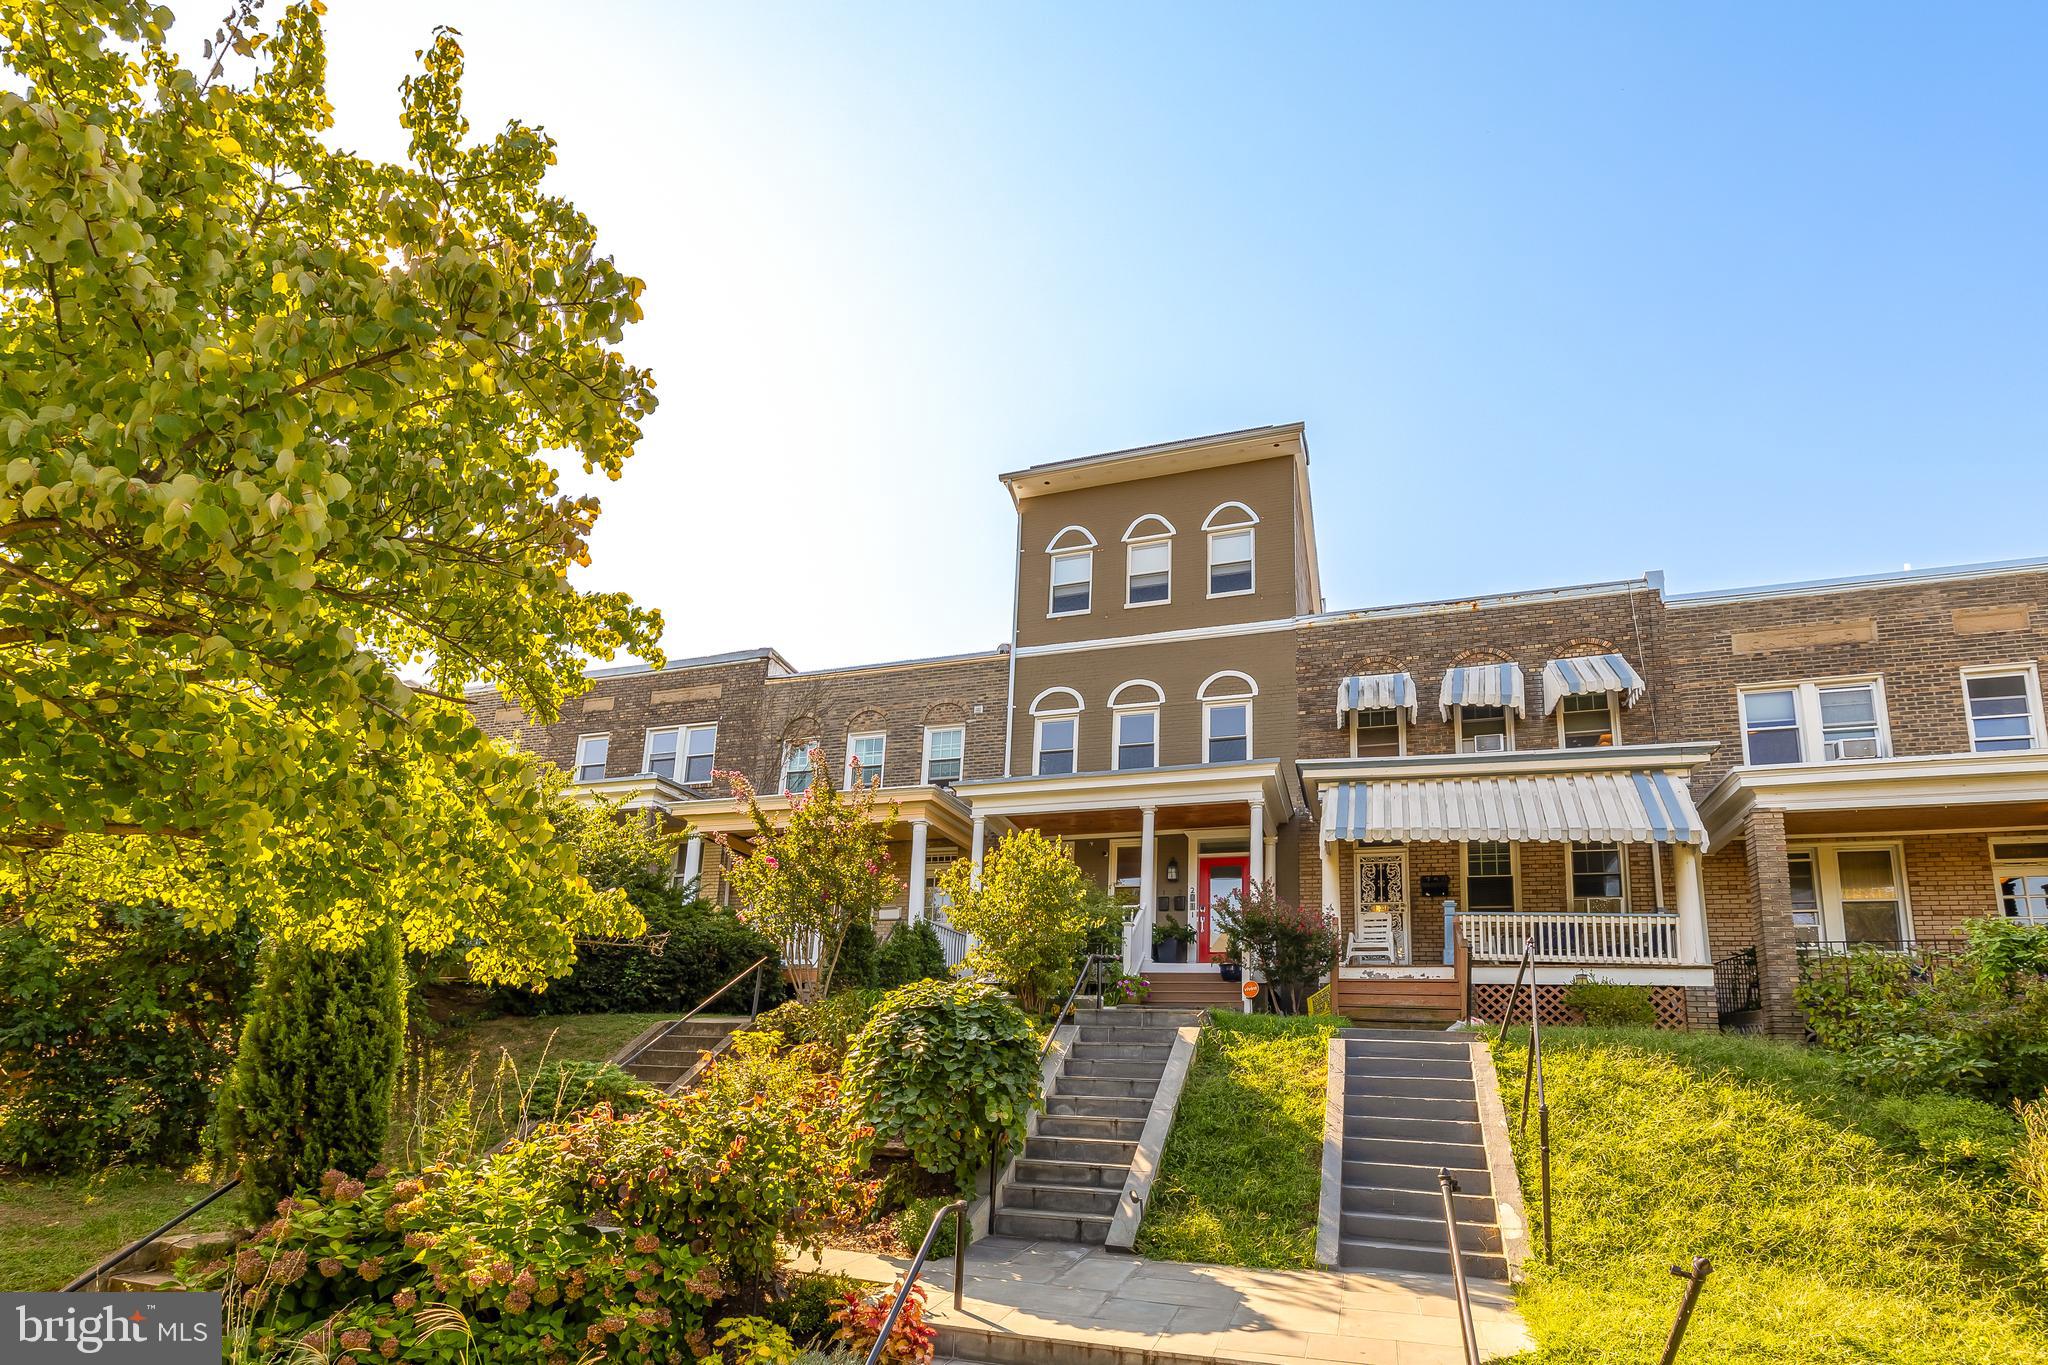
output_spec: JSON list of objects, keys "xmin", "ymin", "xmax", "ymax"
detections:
[
  {"xmin": 1336, "ymin": 1030, "xmax": 1508, "ymax": 1278},
  {"xmin": 620, "ymin": 1015, "xmax": 742, "ymax": 1092},
  {"xmin": 100, "ymin": 1229, "xmax": 239, "ymax": 1291},
  {"xmin": 993, "ymin": 1007, "xmax": 1200, "ymax": 1244}
]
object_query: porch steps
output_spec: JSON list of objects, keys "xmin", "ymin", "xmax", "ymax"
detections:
[
  {"xmin": 1331, "ymin": 1030, "xmax": 1508, "ymax": 1279},
  {"xmin": 993, "ymin": 1008, "xmax": 1199, "ymax": 1244},
  {"xmin": 620, "ymin": 1016, "xmax": 742, "ymax": 1093},
  {"xmin": 1335, "ymin": 976, "xmax": 1466, "ymax": 1027},
  {"xmin": 97, "ymin": 1228, "xmax": 242, "ymax": 1291},
  {"xmin": 1142, "ymin": 976, "xmax": 1245, "ymax": 1009}
]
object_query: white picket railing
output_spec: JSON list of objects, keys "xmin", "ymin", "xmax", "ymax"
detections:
[{"xmin": 1461, "ymin": 911, "xmax": 1683, "ymax": 965}]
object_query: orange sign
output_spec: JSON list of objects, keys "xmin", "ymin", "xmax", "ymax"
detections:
[{"xmin": 1242, "ymin": 981, "xmax": 1261, "ymax": 1000}]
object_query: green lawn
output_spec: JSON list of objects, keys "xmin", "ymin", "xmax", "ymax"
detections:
[
  {"xmin": 1493, "ymin": 1028, "xmax": 2048, "ymax": 1365},
  {"xmin": 1133, "ymin": 1011, "xmax": 1341, "ymax": 1268},
  {"xmin": 0, "ymin": 1011, "xmax": 675, "ymax": 1292}
]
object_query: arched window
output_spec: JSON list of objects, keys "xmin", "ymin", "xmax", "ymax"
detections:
[
  {"xmin": 1045, "ymin": 526, "xmax": 1096, "ymax": 617},
  {"xmin": 1030, "ymin": 688, "xmax": 1083, "ymax": 777},
  {"xmin": 1197, "ymin": 671, "xmax": 1257, "ymax": 763},
  {"xmin": 1201, "ymin": 503, "xmax": 1258, "ymax": 598},
  {"xmin": 1122, "ymin": 515, "xmax": 1176, "ymax": 607},
  {"xmin": 1108, "ymin": 680, "xmax": 1164, "ymax": 771}
]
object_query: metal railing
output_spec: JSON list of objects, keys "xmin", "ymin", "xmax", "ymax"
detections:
[
  {"xmin": 615, "ymin": 954, "xmax": 774, "ymax": 1076},
  {"xmin": 985, "ymin": 954, "xmax": 1109, "ymax": 1208},
  {"xmin": 1435, "ymin": 1170, "xmax": 1482, "ymax": 1365},
  {"xmin": 1497, "ymin": 939, "xmax": 1552, "ymax": 1260},
  {"xmin": 862, "ymin": 1199, "xmax": 968, "ymax": 1365},
  {"xmin": 1657, "ymin": 1257, "xmax": 1714, "ymax": 1365},
  {"xmin": 1464, "ymin": 910, "xmax": 1682, "ymax": 965},
  {"xmin": 62, "ymin": 1178, "xmax": 241, "ymax": 1292},
  {"xmin": 1712, "ymin": 946, "xmax": 1761, "ymax": 1019}
]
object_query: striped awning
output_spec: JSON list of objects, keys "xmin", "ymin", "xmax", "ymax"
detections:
[
  {"xmin": 1337, "ymin": 672, "xmax": 1420, "ymax": 724},
  {"xmin": 1438, "ymin": 663, "xmax": 1526, "ymax": 718},
  {"xmin": 1320, "ymin": 772, "xmax": 1705, "ymax": 848},
  {"xmin": 1541, "ymin": 654, "xmax": 1646, "ymax": 715}
]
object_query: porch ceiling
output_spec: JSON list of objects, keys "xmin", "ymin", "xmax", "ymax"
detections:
[{"xmin": 1783, "ymin": 799, "xmax": 2048, "ymax": 837}]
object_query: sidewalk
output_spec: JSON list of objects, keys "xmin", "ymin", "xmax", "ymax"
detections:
[{"xmin": 800, "ymin": 1236, "xmax": 1534, "ymax": 1365}]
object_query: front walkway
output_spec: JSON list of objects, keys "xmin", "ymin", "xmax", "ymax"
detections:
[{"xmin": 801, "ymin": 1236, "xmax": 1533, "ymax": 1365}]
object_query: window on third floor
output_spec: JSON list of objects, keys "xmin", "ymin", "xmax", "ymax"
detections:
[
  {"xmin": 1045, "ymin": 526, "xmax": 1096, "ymax": 618},
  {"xmin": 1123, "ymin": 515, "xmax": 1175, "ymax": 607}
]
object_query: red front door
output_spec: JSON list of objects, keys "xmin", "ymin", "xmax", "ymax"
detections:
[{"xmin": 1196, "ymin": 855, "xmax": 1248, "ymax": 963}]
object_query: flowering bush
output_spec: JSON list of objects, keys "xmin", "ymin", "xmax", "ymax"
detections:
[
  {"xmin": 204, "ymin": 1035, "xmax": 873, "ymax": 1361},
  {"xmin": 1214, "ymin": 880, "xmax": 1337, "ymax": 1015},
  {"xmin": 831, "ymin": 1281, "xmax": 937, "ymax": 1365},
  {"xmin": 843, "ymin": 979, "xmax": 1040, "ymax": 1187}
]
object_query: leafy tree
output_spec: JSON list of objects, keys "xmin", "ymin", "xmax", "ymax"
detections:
[
  {"xmin": 715, "ymin": 754, "xmax": 900, "ymax": 998},
  {"xmin": 0, "ymin": 2, "xmax": 657, "ymax": 984},
  {"xmin": 215, "ymin": 922, "xmax": 408, "ymax": 1215},
  {"xmin": 936, "ymin": 828, "xmax": 1115, "ymax": 1010}
]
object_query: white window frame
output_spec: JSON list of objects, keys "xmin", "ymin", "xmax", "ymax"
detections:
[
  {"xmin": 1737, "ymin": 677, "xmax": 1892, "ymax": 766},
  {"xmin": 1034, "ymin": 714, "xmax": 1079, "ymax": 776},
  {"xmin": 780, "ymin": 741, "xmax": 817, "ymax": 795},
  {"xmin": 1565, "ymin": 842, "xmax": 1629, "ymax": 913},
  {"xmin": 1786, "ymin": 840, "xmax": 1913, "ymax": 945},
  {"xmin": 845, "ymin": 731, "xmax": 887, "ymax": 788},
  {"xmin": 1125, "ymin": 537, "xmax": 1172, "ymax": 608},
  {"xmin": 1461, "ymin": 840, "xmax": 1520, "ymax": 913},
  {"xmin": 921, "ymin": 724, "xmax": 966, "ymax": 784},
  {"xmin": 1108, "ymin": 680, "xmax": 1165, "ymax": 772},
  {"xmin": 1556, "ymin": 692, "xmax": 1621, "ymax": 749},
  {"xmin": 643, "ymin": 723, "xmax": 716, "ymax": 785},
  {"xmin": 1206, "ymin": 526, "xmax": 1256, "ymax": 599},
  {"xmin": 1961, "ymin": 664, "xmax": 2044, "ymax": 754},
  {"xmin": 1195, "ymin": 670, "xmax": 1257, "ymax": 765},
  {"xmin": 1990, "ymin": 837, "xmax": 2048, "ymax": 926},
  {"xmin": 1455, "ymin": 704, "xmax": 1515, "ymax": 754},
  {"xmin": 1202, "ymin": 699, "xmax": 1252, "ymax": 764},
  {"xmin": 1048, "ymin": 550, "xmax": 1094, "ymax": 618},
  {"xmin": 574, "ymin": 733, "xmax": 610, "ymax": 783},
  {"xmin": 1348, "ymin": 707, "xmax": 1407, "ymax": 758}
]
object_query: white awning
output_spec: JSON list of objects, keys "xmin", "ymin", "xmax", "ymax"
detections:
[
  {"xmin": 1438, "ymin": 663, "xmax": 1526, "ymax": 718},
  {"xmin": 1541, "ymin": 654, "xmax": 1647, "ymax": 715},
  {"xmin": 1337, "ymin": 672, "xmax": 1420, "ymax": 724},
  {"xmin": 1320, "ymin": 772, "xmax": 1706, "ymax": 848}
]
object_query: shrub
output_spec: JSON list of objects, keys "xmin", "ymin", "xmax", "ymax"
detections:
[
  {"xmin": 1561, "ymin": 979, "xmax": 1656, "ymax": 1027},
  {"xmin": 831, "ymin": 1282, "xmax": 937, "ymax": 1365},
  {"xmin": 1214, "ymin": 880, "xmax": 1337, "ymax": 1015},
  {"xmin": 501, "ymin": 898, "xmax": 790, "ymax": 1016},
  {"xmin": 833, "ymin": 917, "xmax": 881, "ymax": 993},
  {"xmin": 524, "ymin": 1060, "xmax": 658, "ymax": 1122},
  {"xmin": 755, "ymin": 989, "xmax": 886, "ymax": 1064},
  {"xmin": 0, "ymin": 903, "xmax": 256, "ymax": 1172},
  {"xmin": 875, "ymin": 920, "xmax": 950, "ymax": 989},
  {"xmin": 936, "ymin": 829, "xmax": 1117, "ymax": 1009},
  {"xmin": 214, "ymin": 924, "xmax": 407, "ymax": 1217},
  {"xmin": 765, "ymin": 1271, "xmax": 865, "ymax": 1346},
  {"xmin": 714, "ymin": 1316, "xmax": 802, "ymax": 1365},
  {"xmin": 843, "ymin": 979, "xmax": 1041, "ymax": 1188},
  {"xmin": 891, "ymin": 1193, "xmax": 970, "ymax": 1258},
  {"xmin": 1796, "ymin": 949, "xmax": 1918, "ymax": 1050},
  {"xmin": 2014, "ymin": 1097, "xmax": 2048, "ymax": 1272}
]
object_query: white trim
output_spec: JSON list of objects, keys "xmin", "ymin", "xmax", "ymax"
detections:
[
  {"xmin": 1107, "ymin": 679, "xmax": 1166, "ymax": 708},
  {"xmin": 1200, "ymin": 500, "xmax": 1261, "ymax": 530},
  {"xmin": 1666, "ymin": 555, "xmax": 2048, "ymax": 607},
  {"xmin": 1029, "ymin": 686, "xmax": 1085, "ymax": 714},
  {"xmin": 1196, "ymin": 669, "xmax": 1259, "ymax": 700},
  {"xmin": 778, "ymin": 739, "xmax": 817, "ymax": 795},
  {"xmin": 1048, "ymin": 548, "xmax": 1094, "ymax": 618},
  {"xmin": 1012, "ymin": 615, "xmax": 1298, "ymax": 658},
  {"xmin": 1206, "ymin": 525, "xmax": 1256, "ymax": 599},
  {"xmin": 1786, "ymin": 839, "xmax": 1914, "ymax": 944},
  {"xmin": 1113, "ymin": 706, "xmax": 1161, "ymax": 771},
  {"xmin": 954, "ymin": 759, "xmax": 1287, "ymax": 818},
  {"xmin": 642, "ymin": 722, "xmax": 717, "ymax": 785},
  {"xmin": 1990, "ymin": 836, "xmax": 2048, "ymax": 927},
  {"xmin": 1203, "ymin": 696, "xmax": 1253, "ymax": 764},
  {"xmin": 1556, "ymin": 692, "xmax": 1622, "ymax": 750},
  {"xmin": 574, "ymin": 732, "xmax": 611, "ymax": 783},
  {"xmin": 1044, "ymin": 524, "xmax": 1098, "ymax": 553},
  {"xmin": 845, "ymin": 730, "xmax": 887, "ymax": 789},
  {"xmin": 1034, "ymin": 714, "xmax": 1079, "ymax": 777},
  {"xmin": 1348, "ymin": 706, "xmax": 1408, "ymax": 759},
  {"xmin": 1455, "ymin": 704, "xmax": 1515, "ymax": 754},
  {"xmin": 1961, "ymin": 662, "xmax": 2045, "ymax": 754},
  {"xmin": 921, "ymin": 723, "xmax": 966, "ymax": 785},
  {"xmin": 1699, "ymin": 748, "xmax": 2048, "ymax": 846},
  {"xmin": 1564, "ymin": 840, "xmax": 1630, "ymax": 913},
  {"xmin": 1122, "ymin": 513, "xmax": 1179, "ymax": 541},
  {"xmin": 1737, "ymin": 675, "xmax": 1892, "ymax": 765},
  {"xmin": 1468, "ymin": 964, "xmax": 1714, "ymax": 987},
  {"xmin": 1125, "ymin": 535, "xmax": 1172, "ymax": 608}
]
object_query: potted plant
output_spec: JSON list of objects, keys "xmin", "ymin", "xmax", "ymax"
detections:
[
  {"xmin": 1151, "ymin": 919, "xmax": 1197, "ymax": 964},
  {"xmin": 1103, "ymin": 972, "xmax": 1152, "ymax": 1008}
]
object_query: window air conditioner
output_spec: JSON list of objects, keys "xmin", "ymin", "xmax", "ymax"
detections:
[
  {"xmin": 1469, "ymin": 733, "xmax": 1507, "ymax": 753},
  {"xmin": 1573, "ymin": 896, "xmax": 1625, "ymax": 914},
  {"xmin": 1827, "ymin": 737, "xmax": 1881, "ymax": 760}
]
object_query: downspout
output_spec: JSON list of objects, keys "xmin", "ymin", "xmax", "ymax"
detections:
[{"xmin": 1002, "ymin": 496, "xmax": 1022, "ymax": 777}]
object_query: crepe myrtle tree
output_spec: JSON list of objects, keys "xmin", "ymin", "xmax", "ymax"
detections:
[
  {"xmin": 0, "ymin": 2, "xmax": 663, "ymax": 982},
  {"xmin": 715, "ymin": 749, "xmax": 900, "ymax": 998}
]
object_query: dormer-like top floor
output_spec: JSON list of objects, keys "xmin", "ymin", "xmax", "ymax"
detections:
[{"xmin": 1002, "ymin": 424, "xmax": 1323, "ymax": 650}]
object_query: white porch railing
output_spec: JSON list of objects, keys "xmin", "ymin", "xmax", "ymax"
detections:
[
  {"xmin": 1461, "ymin": 911, "xmax": 1683, "ymax": 965},
  {"xmin": 932, "ymin": 920, "xmax": 971, "ymax": 969}
]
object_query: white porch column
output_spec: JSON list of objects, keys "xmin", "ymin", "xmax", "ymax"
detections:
[
  {"xmin": 681, "ymin": 834, "xmax": 703, "ymax": 890},
  {"xmin": 1320, "ymin": 837, "xmax": 1340, "ymax": 922},
  {"xmin": 1248, "ymin": 799, "xmax": 1266, "ymax": 887},
  {"xmin": 970, "ymin": 815, "xmax": 987, "ymax": 890},
  {"xmin": 907, "ymin": 819, "xmax": 930, "ymax": 923},
  {"xmin": 1674, "ymin": 841, "xmax": 1710, "ymax": 964},
  {"xmin": 1138, "ymin": 805, "xmax": 1158, "ymax": 971}
]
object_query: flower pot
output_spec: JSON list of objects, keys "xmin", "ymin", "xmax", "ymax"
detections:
[
  {"xmin": 1218, "ymin": 962, "xmax": 1242, "ymax": 983},
  {"xmin": 1152, "ymin": 938, "xmax": 1187, "ymax": 964}
]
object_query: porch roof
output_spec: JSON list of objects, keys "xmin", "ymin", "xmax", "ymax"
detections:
[{"xmin": 1320, "ymin": 771, "xmax": 1707, "ymax": 848}]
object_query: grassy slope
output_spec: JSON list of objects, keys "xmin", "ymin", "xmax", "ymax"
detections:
[
  {"xmin": 1493, "ymin": 1028, "xmax": 2048, "ymax": 1365},
  {"xmin": 0, "ymin": 1011, "xmax": 673, "ymax": 1292},
  {"xmin": 1133, "ymin": 1012, "xmax": 1340, "ymax": 1268}
]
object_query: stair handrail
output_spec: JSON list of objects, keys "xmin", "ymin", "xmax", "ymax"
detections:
[
  {"xmin": 986, "ymin": 952, "xmax": 1110, "ymax": 1211},
  {"xmin": 1435, "ymin": 1170, "xmax": 1482, "ymax": 1365},
  {"xmin": 1499, "ymin": 938, "xmax": 1553, "ymax": 1260},
  {"xmin": 861, "ymin": 1198, "xmax": 968, "ymax": 1365},
  {"xmin": 617, "ymin": 953, "xmax": 773, "ymax": 1074},
  {"xmin": 62, "ymin": 1177, "xmax": 241, "ymax": 1292}
]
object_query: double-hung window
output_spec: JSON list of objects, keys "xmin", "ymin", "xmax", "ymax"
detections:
[
  {"xmin": 781, "ymin": 742, "xmax": 815, "ymax": 794},
  {"xmin": 645, "ymin": 724, "xmax": 716, "ymax": 784},
  {"xmin": 574, "ymin": 734, "xmax": 609, "ymax": 783},
  {"xmin": 1115, "ymin": 709, "xmax": 1158, "ymax": 770},
  {"xmin": 1568, "ymin": 843, "xmax": 1626, "ymax": 911},
  {"xmin": 1207, "ymin": 529, "xmax": 1254, "ymax": 597},
  {"xmin": 922, "ymin": 725, "xmax": 965, "ymax": 783},
  {"xmin": 1352, "ymin": 707, "xmax": 1403, "ymax": 757},
  {"xmin": 1126, "ymin": 539, "xmax": 1171, "ymax": 605},
  {"xmin": 1964, "ymin": 668, "xmax": 2043, "ymax": 752},
  {"xmin": 1457, "ymin": 705, "xmax": 1511, "ymax": 753},
  {"xmin": 845, "ymin": 732, "xmax": 886, "ymax": 788},
  {"xmin": 1739, "ymin": 679, "xmax": 1889, "ymax": 765},
  {"xmin": 1204, "ymin": 702, "xmax": 1249, "ymax": 763},
  {"xmin": 1464, "ymin": 842, "xmax": 1516, "ymax": 912},
  {"xmin": 1049, "ymin": 552, "xmax": 1092, "ymax": 616},
  {"xmin": 1036, "ymin": 716, "xmax": 1077, "ymax": 776},
  {"xmin": 1559, "ymin": 693, "xmax": 1617, "ymax": 748}
]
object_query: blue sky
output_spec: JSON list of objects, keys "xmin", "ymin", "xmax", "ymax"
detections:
[{"xmin": 188, "ymin": 3, "xmax": 2047, "ymax": 668}]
